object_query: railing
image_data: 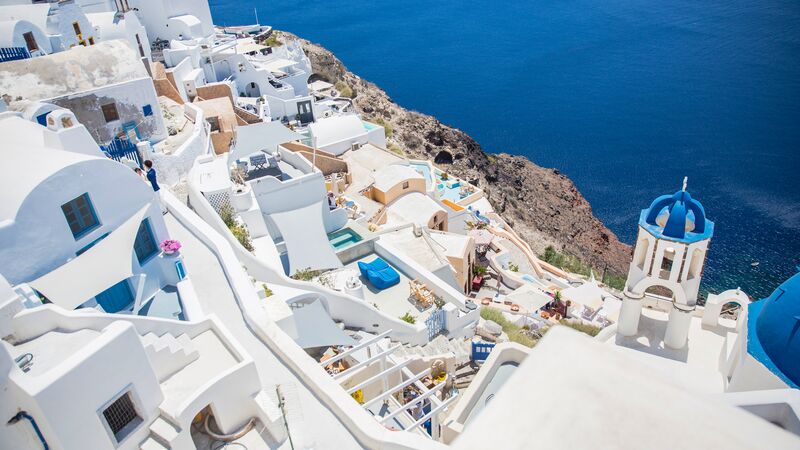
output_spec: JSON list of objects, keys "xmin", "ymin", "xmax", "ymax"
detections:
[
  {"xmin": 425, "ymin": 308, "xmax": 446, "ymax": 340},
  {"xmin": 0, "ymin": 47, "xmax": 30, "ymax": 63},
  {"xmin": 101, "ymin": 137, "xmax": 142, "ymax": 168},
  {"xmin": 471, "ymin": 342, "xmax": 495, "ymax": 361}
]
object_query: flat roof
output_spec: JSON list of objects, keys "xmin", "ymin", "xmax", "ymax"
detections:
[{"xmin": 0, "ymin": 40, "xmax": 149, "ymax": 102}]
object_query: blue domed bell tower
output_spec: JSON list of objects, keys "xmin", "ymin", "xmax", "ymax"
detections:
[{"xmin": 618, "ymin": 178, "xmax": 715, "ymax": 349}]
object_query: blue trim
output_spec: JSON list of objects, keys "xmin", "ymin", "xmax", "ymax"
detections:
[
  {"xmin": 134, "ymin": 219, "xmax": 159, "ymax": 265},
  {"xmin": 61, "ymin": 193, "xmax": 101, "ymax": 240},
  {"xmin": 175, "ymin": 259, "xmax": 186, "ymax": 280},
  {"xmin": 142, "ymin": 104, "xmax": 153, "ymax": 117}
]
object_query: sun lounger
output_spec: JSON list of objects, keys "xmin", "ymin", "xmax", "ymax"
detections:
[{"xmin": 357, "ymin": 257, "xmax": 400, "ymax": 290}]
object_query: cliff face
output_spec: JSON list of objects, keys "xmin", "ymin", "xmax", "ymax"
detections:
[{"xmin": 283, "ymin": 32, "xmax": 633, "ymax": 277}]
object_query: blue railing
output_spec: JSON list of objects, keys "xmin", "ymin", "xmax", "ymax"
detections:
[
  {"xmin": 471, "ymin": 342, "xmax": 495, "ymax": 361},
  {"xmin": 0, "ymin": 47, "xmax": 31, "ymax": 63},
  {"xmin": 101, "ymin": 137, "xmax": 142, "ymax": 168},
  {"xmin": 425, "ymin": 308, "xmax": 446, "ymax": 340}
]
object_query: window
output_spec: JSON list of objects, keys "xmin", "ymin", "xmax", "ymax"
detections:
[
  {"xmin": 101, "ymin": 103, "xmax": 119, "ymax": 123},
  {"xmin": 61, "ymin": 193, "xmax": 99, "ymax": 239},
  {"xmin": 88, "ymin": 36, "xmax": 95, "ymax": 45},
  {"xmin": 133, "ymin": 219, "xmax": 158, "ymax": 264},
  {"xmin": 101, "ymin": 391, "xmax": 141, "ymax": 443},
  {"xmin": 206, "ymin": 116, "xmax": 220, "ymax": 132},
  {"xmin": 72, "ymin": 22, "xmax": 82, "ymax": 37},
  {"xmin": 402, "ymin": 181, "xmax": 409, "ymax": 190},
  {"xmin": 142, "ymin": 104, "xmax": 153, "ymax": 117},
  {"xmin": 23, "ymin": 31, "xmax": 38, "ymax": 51}
]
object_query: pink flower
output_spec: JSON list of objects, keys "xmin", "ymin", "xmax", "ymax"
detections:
[{"xmin": 159, "ymin": 239, "xmax": 182, "ymax": 253}]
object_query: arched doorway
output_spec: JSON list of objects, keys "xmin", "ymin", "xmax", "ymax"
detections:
[
  {"xmin": 720, "ymin": 301, "xmax": 743, "ymax": 321},
  {"xmin": 245, "ymin": 82, "xmax": 261, "ymax": 97}
]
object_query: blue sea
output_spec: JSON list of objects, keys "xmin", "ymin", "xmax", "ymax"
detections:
[{"xmin": 210, "ymin": 0, "xmax": 800, "ymax": 299}]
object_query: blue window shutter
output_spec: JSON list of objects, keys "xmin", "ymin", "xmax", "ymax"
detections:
[
  {"xmin": 61, "ymin": 193, "xmax": 99, "ymax": 239},
  {"xmin": 134, "ymin": 219, "xmax": 158, "ymax": 264},
  {"xmin": 143, "ymin": 104, "xmax": 153, "ymax": 117}
]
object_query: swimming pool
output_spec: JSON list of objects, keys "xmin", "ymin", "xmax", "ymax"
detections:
[
  {"xmin": 410, "ymin": 162, "xmax": 433, "ymax": 188},
  {"xmin": 328, "ymin": 227, "xmax": 364, "ymax": 250},
  {"xmin": 362, "ymin": 120, "xmax": 381, "ymax": 131}
]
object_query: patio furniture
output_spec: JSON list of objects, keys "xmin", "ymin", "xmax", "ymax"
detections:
[
  {"xmin": 357, "ymin": 257, "xmax": 400, "ymax": 290},
  {"xmin": 410, "ymin": 280, "xmax": 435, "ymax": 307},
  {"xmin": 510, "ymin": 304, "xmax": 520, "ymax": 312},
  {"xmin": 249, "ymin": 153, "xmax": 268, "ymax": 170},
  {"xmin": 480, "ymin": 298, "xmax": 491, "ymax": 306}
]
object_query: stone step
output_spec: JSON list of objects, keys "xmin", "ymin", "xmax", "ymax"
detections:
[
  {"xmin": 149, "ymin": 415, "xmax": 180, "ymax": 448},
  {"xmin": 139, "ymin": 436, "xmax": 169, "ymax": 450}
]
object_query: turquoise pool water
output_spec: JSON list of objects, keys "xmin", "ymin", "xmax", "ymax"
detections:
[
  {"xmin": 328, "ymin": 228, "xmax": 364, "ymax": 250},
  {"xmin": 362, "ymin": 120, "xmax": 380, "ymax": 131}
]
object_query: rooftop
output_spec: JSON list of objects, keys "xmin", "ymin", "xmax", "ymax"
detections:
[
  {"xmin": 0, "ymin": 40, "xmax": 149, "ymax": 101},
  {"xmin": 602, "ymin": 306, "xmax": 734, "ymax": 393},
  {"xmin": 373, "ymin": 165, "xmax": 424, "ymax": 192}
]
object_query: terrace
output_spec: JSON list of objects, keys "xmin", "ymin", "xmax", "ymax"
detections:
[{"xmin": 335, "ymin": 254, "xmax": 437, "ymax": 324}]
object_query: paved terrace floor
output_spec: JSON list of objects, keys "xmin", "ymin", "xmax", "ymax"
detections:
[
  {"xmin": 605, "ymin": 307, "xmax": 733, "ymax": 393},
  {"xmin": 165, "ymin": 214, "xmax": 363, "ymax": 449},
  {"xmin": 342, "ymin": 255, "xmax": 436, "ymax": 324}
]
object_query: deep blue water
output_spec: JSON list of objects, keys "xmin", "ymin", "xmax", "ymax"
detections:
[{"xmin": 210, "ymin": 0, "xmax": 800, "ymax": 299}]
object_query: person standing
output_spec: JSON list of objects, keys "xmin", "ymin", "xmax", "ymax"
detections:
[{"xmin": 144, "ymin": 160, "xmax": 160, "ymax": 192}]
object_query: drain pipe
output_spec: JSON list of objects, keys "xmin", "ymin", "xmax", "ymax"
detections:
[{"xmin": 7, "ymin": 411, "xmax": 49, "ymax": 450}]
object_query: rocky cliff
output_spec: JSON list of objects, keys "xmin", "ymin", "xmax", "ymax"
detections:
[{"xmin": 281, "ymin": 32, "xmax": 633, "ymax": 277}]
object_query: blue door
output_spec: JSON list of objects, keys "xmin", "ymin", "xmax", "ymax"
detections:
[{"xmin": 95, "ymin": 279, "xmax": 134, "ymax": 313}]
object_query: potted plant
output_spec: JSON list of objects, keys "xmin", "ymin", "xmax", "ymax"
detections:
[{"xmin": 160, "ymin": 239, "xmax": 181, "ymax": 256}]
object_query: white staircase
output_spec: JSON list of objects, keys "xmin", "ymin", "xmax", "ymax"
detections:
[
  {"xmin": 139, "ymin": 415, "xmax": 181, "ymax": 450},
  {"xmin": 141, "ymin": 332, "xmax": 199, "ymax": 382},
  {"xmin": 396, "ymin": 335, "xmax": 473, "ymax": 364}
]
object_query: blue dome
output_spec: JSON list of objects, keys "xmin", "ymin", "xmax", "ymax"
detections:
[
  {"xmin": 748, "ymin": 271, "xmax": 800, "ymax": 388},
  {"xmin": 639, "ymin": 189, "xmax": 714, "ymax": 243}
]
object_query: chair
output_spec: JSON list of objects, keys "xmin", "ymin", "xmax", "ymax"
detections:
[{"xmin": 249, "ymin": 153, "xmax": 267, "ymax": 170}]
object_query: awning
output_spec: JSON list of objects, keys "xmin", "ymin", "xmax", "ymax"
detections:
[
  {"xmin": 229, "ymin": 121, "xmax": 306, "ymax": 162},
  {"xmin": 561, "ymin": 279, "xmax": 605, "ymax": 311},
  {"xmin": 28, "ymin": 205, "xmax": 150, "ymax": 310},
  {"xmin": 506, "ymin": 285, "xmax": 551, "ymax": 312},
  {"xmin": 278, "ymin": 300, "xmax": 356, "ymax": 349},
  {"xmin": 268, "ymin": 200, "xmax": 343, "ymax": 275}
]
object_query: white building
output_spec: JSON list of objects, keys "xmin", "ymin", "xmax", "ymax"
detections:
[
  {"xmin": 0, "ymin": 39, "xmax": 166, "ymax": 144},
  {"xmin": 0, "ymin": 112, "xmax": 184, "ymax": 316},
  {"xmin": 0, "ymin": 1, "xmax": 97, "ymax": 54}
]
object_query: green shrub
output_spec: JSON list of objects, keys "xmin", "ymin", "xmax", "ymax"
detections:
[
  {"xmin": 508, "ymin": 262, "xmax": 520, "ymax": 273},
  {"xmin": 263, "ymin": 33, "xmax": 282, "ymax": 47},
  {"xmin": 371, "ymin": 117, "xmax": 393, "ymax": 138},
  {"xmin": 400, "ymin": 312, "xmax": 416, "ymax": 324},
  {"xmin": 220, "ymin": 205, "xmax": 254, "ymax": 251},
  {"xmin": 434, "ymin": 297, "xmax": 446, "ymax": 310},
  {"xmin": 473, "ymin": 264, "xmax": 488, "ymax": 276},
  {"xmin": 262, "ymin": 284, "xmax": 273, "ymax": 298},
  {"xmin": 387, "ymin": 142, "xmax": 404, "ymax": 156},
  {"xmin": 558, "ymin": 319, "xmax": 602, "ymax": 337},
  {"xmin": 334, "ymin": 80, "xmax": 353, "ymax": 98},
  {"xmin": 291, "ymin": 267, "xmax": 324, "ymax": 281}
]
